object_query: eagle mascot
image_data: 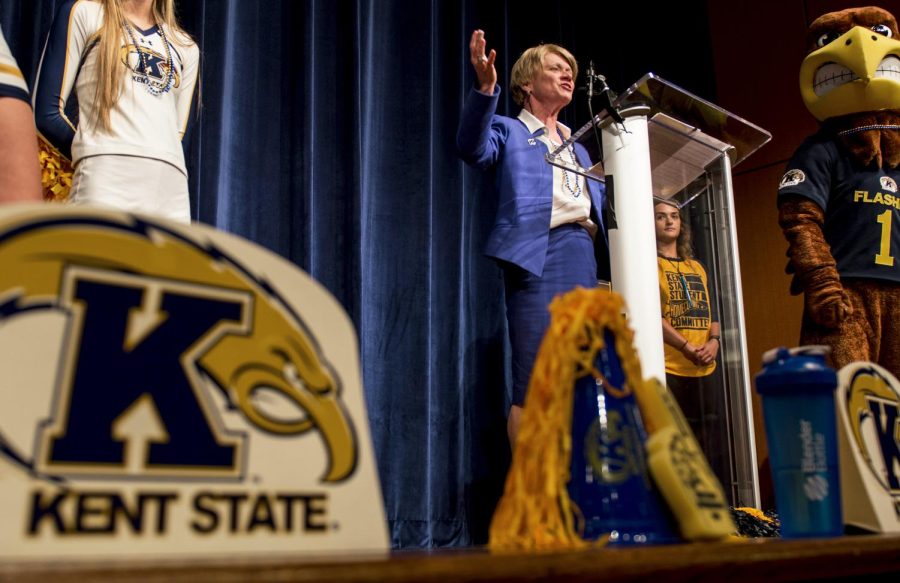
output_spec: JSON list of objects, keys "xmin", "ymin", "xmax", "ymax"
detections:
[{"xmin": 778, "ymin": 6, "xmax": 900, "ymax": 378}]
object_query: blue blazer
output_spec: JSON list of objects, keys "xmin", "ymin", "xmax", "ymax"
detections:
[{"xmin": 456, "ymin": 87, "xmax": 609, "ymax": 278}]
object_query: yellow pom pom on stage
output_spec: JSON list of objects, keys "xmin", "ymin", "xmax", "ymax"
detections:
[
  {"xmin": 488, "ymin": 287, "xmax": 643, "ymax": 551},
  {"xmin": 488, "ymin": 286, "xmax": 738, "ymax": 550},
  {"xmin": 37, "ymin": 136, "xmax": 73, "ymax": 202}
]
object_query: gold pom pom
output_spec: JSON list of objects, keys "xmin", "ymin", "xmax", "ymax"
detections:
[
  {"xmin": 489, "ymin": 288, "xmax": 639, "ymax": 552},
  {"xmin": 37, "ymin": 137, "xmax": 74, "ymax": 202}
]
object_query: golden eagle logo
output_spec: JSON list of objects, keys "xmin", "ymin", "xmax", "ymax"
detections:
[
  {"xmin": 844, "ymin": 366, "xmax": 900, "ymax": 493},
  {"xmin": 120, "ymin": 44, "xmax": 182, "ymax": 88},
  {"xmin": 0, "ymin": 210, "xmax": 356, "ymax": 484}
]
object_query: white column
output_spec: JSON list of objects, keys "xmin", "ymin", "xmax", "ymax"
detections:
[{"xmin": 601, "ymin": 110, "xmax": 666, "ymax": 382}]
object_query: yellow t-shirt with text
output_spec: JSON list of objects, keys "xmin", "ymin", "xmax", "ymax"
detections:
[{"xmin": 658, "ymin": 256, "xmax": 716, "ymax": 377}]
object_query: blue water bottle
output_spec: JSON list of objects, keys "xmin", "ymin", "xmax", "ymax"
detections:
[
  {"xmin": 755, "ymin": 346, "xmax": 843, "ymax": 538},
  {"xmin": 568, "ymin": 330, "xmax": 680, "ymax": 545}
]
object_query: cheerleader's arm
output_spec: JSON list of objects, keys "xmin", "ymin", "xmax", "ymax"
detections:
[
  {"xmin": 176, "ymin": 44, "xmax": 200, "ymax": 153},
  {"xmin": 32, "ymin": 0, "xmax": 91, "ymax": 160}
]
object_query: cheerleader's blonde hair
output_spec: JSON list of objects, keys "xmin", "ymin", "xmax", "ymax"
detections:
[{"xmin": 92, "ymin": 0, "xmax": 192, "ymax": 131}]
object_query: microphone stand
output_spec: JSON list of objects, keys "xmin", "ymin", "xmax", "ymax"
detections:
[{"xmin": 583, "ymin": 62, "xmax": 627, "ymax": 165}]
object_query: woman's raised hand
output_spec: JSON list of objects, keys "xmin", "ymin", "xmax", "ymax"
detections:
[{"xmin": 469, "ymin": 29, "xmax": 497, "ymax": 95}]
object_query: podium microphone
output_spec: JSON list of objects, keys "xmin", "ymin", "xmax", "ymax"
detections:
[
  {"xmin": 584, "ymin": 62, "xmax": 624, "ymax": 126},
  {"xmin": 582, "ymin": 62, "xmax": 626, "ymax": 159},
  {"xmin": 587, "ymin": 61, "xmax": 596, "ymax": 99}
]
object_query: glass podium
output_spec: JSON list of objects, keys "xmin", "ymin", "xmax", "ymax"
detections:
[{"xmin": 548, "ymin": 73, "xmax": 772, "ymax": 507}]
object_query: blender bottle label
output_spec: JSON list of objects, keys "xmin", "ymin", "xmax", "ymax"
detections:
[
  {"xmin": 804, "ymin": 475, "xmax": 830, "ymax": 501},
  {"xmin": 800, "ymin": 419, "xmax": 831, "ymax": 501}
]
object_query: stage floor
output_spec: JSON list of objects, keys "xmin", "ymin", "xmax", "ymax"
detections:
[{"xmin": 3, "ymin": 533, "xmax": 900, "ymax": 582}]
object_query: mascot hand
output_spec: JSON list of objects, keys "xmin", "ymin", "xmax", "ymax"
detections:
[
  {"xmin": 779, "ymin": 197, "xmax": 852, "ymax": 325},
  {"xmin": 804, "ymin": 267, "xmax": 852, "ymax": 327},
  {"xmin": 778, "ymin": 197, "xmax": 839, "ymax": 295}
]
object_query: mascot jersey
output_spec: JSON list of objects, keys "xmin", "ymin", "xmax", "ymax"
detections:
[
  {"xmin": 32, "ymin": 0, "xmax": 199, "ymax": 173},
  {"xmin": 779, "ymin": 133, "xmax": 900, "ymax": 283}
]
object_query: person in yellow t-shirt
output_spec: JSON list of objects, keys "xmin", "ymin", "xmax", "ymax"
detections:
[
  {"xmin": 655, "ymin": 199, "xmax": 719, "ymax": 377},
  {"xmin": 655, "ymin": 199, "xmax": 731, "ymax": 496}
]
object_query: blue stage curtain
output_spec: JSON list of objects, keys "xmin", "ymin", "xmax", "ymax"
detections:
[{"xmin": 1, "ymin": 0, "xmax": 715, "ymax": 548}]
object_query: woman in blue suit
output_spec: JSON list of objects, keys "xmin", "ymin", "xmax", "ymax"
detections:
[{"xmin": 457, "ymin": 30, "xmax": 609, "ymax": 445}]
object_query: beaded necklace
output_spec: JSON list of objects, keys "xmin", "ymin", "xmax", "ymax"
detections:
[
  {"xmin": 838, "ymin": 124, "xmax": 900, "ymax": 136},
  {"xmin": 562, "ymin": 144, "xmax": 582, "ymax": 198},
  {"xmin": 123, "ymin": 20, "xmax": 175, "ymax": 97},
  {"xmin": 549, "ymin": 132, "xmax": 582, "ymax": 198}
]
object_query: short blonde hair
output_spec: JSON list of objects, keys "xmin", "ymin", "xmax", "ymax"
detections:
[{"xmin": 510, "ymin": 44, "xmax": 578, "ymax": 107}]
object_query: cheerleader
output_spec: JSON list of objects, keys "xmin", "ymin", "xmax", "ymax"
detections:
[
  {"xmin": 33, "ymin": 0, "xmax": 199, "ymax": 222},
  {"xmin": 0, "ymin": 27, "xmax": 41, "ymax": 202}
]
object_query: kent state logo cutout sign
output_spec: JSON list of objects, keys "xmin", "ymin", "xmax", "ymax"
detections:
[
  {"xmin": 837, "ymin": 362, "xmax": 900, "ymax": 532},
  {"xmin": 0, "ymin": 206, "xmax": 388, "ymax": 559}
]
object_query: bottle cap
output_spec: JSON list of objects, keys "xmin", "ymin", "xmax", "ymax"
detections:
[
  {"xmin": 755, "ymin": 345, "xmax": 837, "ymax": 395},
  {"xmin": 761, "ymin": 345, "xmax": 830, "ymax": 365}
]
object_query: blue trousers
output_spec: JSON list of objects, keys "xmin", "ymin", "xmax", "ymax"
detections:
[{"xmin": 503, "ymin": 224, "xmax": 597, "ymax": 406}]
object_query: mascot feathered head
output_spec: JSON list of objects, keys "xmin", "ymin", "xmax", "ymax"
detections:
[
  {"xmin": 800, "ymin": 6, "xmax": 900, "ymax": 121},
  {"xmin": 800, "ymin": 6, "xmax": 900, "ymax": 169}
]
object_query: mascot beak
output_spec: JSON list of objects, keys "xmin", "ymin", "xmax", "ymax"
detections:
[{"xmin": 800, "ymin": 25, "xmax": 900, "ymax": 120}]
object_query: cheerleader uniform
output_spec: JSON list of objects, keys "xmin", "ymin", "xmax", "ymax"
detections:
[{"xmin": 33, "ymin": 0, "xmax": 199, "ymax": 222}]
